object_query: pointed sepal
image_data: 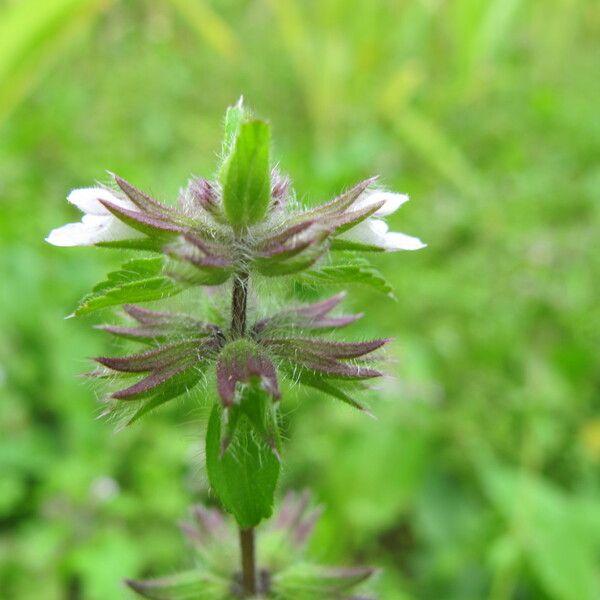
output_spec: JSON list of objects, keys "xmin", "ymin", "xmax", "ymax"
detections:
[
  {"xmin": 274, "ymin": 563, "xmax": 377, "ymax": 599},
  {"xmin": 125, "ymin": 570, "xmax": 229, "ymax": 600},
  {"xmin": 253, "ymin": 292, "xmax": 363, "ymax": 334}
]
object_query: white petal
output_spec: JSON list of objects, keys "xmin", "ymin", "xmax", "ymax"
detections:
[
  {"xmin": 46, "ymin": 222, "xmax": 98, "ymax": 246},
  {"xmin": 46, "ymin": 215, "xmax": 144, "ymax": 247},
  {"xmin": 370, "ymin": 191, "xmax": 410, "ymax": 216},
  {"xmin": 367, "ymin": 218, "xmax": 389, "ymax": 236},
  {"xmin": 338, "ymin": 219, "xmax": 388, "ymax": 247},
  {"xmin": 353, "ymin": 190, "xmax": 409, "ymax": 217},
  {"xmin": 383, "ymin": 231, "xmax": 427, "ymax": 251},
  {"xmin": 95, "ymin": 217, "xmax": 145, "ymax": 243},
  {"xmin": 338, "ymin": 217, "xmax": 426, "ymax": 251},
  {"xmin": 67, "ymin": 187, "xmax": 135, "ymax": 215}
]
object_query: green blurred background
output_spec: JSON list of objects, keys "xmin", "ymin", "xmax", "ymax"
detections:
[{"xmin": 1, "ymin": 0, "xmax": 599, "ymax": 598}]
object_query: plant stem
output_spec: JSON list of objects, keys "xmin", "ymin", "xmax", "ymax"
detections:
[
  {"xmin": 239, "ymin": 527, "xmax": 257, "ymax": 596},
  {"xmin": 230, "ymin": 269, "xmax": 257, "ymax": 596},
  {"xmin": 231, "ymin": 270, "xmax": 249, "ymax": 338}
]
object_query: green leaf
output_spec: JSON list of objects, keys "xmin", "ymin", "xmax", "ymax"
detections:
[
  {"xmin": 126, "ymin": 569, "xmax": 230, "ymax": 600},
  {"xmin": 300, "ymin": 259, "xmax": 394, "ymax": 297},
  {"xmin": 90, "ymin": 258, "xmax": 165, "ymax": 292},
  {"xmin": 221, "ymin": 120, "xmax": 271, "ymax": 228},
  {"xmin": 206, "ymin": 401, "xmax": 280, "ymax": 528},
  {"xmin": 75, "ymin": 277, "xmax": 182, "ymax": 315},
  {"xmin": 74, "ymin": 258, "xmax": 184, "ymax": 316}
]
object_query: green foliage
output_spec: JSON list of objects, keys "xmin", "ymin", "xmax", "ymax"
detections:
[
  {"xmin": 166, "ymin": 0, "xmax": 239, "ymax": 62},
  {"xmin": 0, "ymin": 0, "xmax": 110, "ymax": 125},
  {"xmin": 73, "ymin": 258, "xmax": 184, "ymax": 315},
  {"xmin": 480, "ymin": 460, "xmax": 600, "ymax": 600},
  {"xmin": 206, "ymin": 402, "xmax": 280, "ymax": 529},
  {"xmin": 221, "ymin": 119, "xmax": 271, "ymax": 228},
  {"xmin": 300, "ymin": 259, "xmax": 393, "ymax": 297}
]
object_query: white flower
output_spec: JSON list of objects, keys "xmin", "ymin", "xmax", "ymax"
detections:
[
  {"xmin": 339, "ymin": 189, "xmax": 426, "ymax": 251},
  {"xmin": 352, "ymin": 189, "xmax": 410, "ymax": 217},
  {"xmin": 46, "ymin": 187, "xmax": 144, "ymax": 246}
]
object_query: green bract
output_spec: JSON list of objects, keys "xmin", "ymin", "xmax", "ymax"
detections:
[
  {"xmin": 206, "ymin": 396, "xmax": 280, "ymax": 528},
  {"xmin": 222, "ymin": 120, "xmax": 271, "ymax": 228}
]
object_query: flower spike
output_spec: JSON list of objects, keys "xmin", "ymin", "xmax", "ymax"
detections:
[{"xmin": 48, "ymin": 100, "xmax": 423, "ymax": 597}]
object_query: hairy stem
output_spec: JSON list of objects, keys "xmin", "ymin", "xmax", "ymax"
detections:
[
  {"xmin": 231, "ymin": 269, "xmax": 257, "ymax": 595},
  {"xmin": 231, "ymin": 270, "xmax": 249, "ymax": 338},
  {"xmin": 239, "ymin": 527, "xmax": 257, "ymax": 596}
]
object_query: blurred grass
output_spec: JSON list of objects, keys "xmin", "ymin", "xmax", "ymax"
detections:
[
  {"xmin": 0, "ymin": 1, "xmax": 599, "ymax": 599},
  {"xmin": 0, "ymin": 0, "xmax": 113, "ymax": 123}
]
